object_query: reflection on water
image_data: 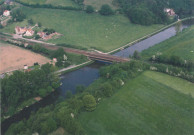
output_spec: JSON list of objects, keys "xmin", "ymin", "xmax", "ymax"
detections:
[{"xmin": 2, "ymin": 19, "xmax": 194, "ymax": 134}]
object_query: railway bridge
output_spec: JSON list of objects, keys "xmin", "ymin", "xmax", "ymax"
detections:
[{"xmin": 0, "ymin": 35, "xmax": 130, "ymax": 63}]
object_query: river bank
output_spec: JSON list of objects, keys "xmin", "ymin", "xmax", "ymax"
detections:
[{"xmin": 1, "ymin": 17, "xmax": 194, "ymax": 134}]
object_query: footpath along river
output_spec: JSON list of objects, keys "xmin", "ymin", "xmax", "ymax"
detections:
[{"xmin": 1, "ymin": 18, "xmax": 194, "ymax": 134}]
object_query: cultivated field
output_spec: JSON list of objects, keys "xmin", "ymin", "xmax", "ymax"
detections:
[
  {"xmin": 141, "ymin": 25, "xmax": 194, "ymax": 61},
  {"xmin": 0, "ymin": 42, "xmax": 50, "ymax": 74},
  {"xmin": 79, "ymin": 71, "xmax": 194, "ymax": 135},
  {"xmin": 0, "ymin": 6, "xmax": 164, "ymax": 52},
  {"xmin": 16, "ymin": 0, "xmax": 79, "ymax": 8}
]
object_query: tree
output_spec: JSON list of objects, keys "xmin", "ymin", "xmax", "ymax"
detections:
[
  {"xmin": 0, "ymin": 23, "xmax": 3, "ymax": 29},
  {"xmin": 133, "ymin": 50, "xmax": 141, "ymax": 59},
  {"xmin": 65, "ymin": 90, "xmax": 72, "ymax": 99},
  {"xmin": 83, "ymin": 94, "xmax": 96, "ymax": 111},
  {"xmin": 101, "ymin": 82, "xmax": 113, "ymax": 97},
  {"xmin": 99, "ymin": 4, "xmax": 114, "ymax": 16},
  {"xmin": 86, "ymin": 5, "xmax": 94, "ymax": 13},
  {"xmin": 11, "ymin": 9, "xmax": 26, "ymax": 22},
  {"xmin": 38, "ymin": 22, "xmax": 42, "ymax": 27}
]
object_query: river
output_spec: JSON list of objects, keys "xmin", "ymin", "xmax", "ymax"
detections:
[{"xmin": 1, "ymin": 18, "xmax": 194, "ymax": 134}]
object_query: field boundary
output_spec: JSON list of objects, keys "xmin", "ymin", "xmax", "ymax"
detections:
[{"xmin": 107, "ymin": 16, "xmax": 194, "ymax": 54}]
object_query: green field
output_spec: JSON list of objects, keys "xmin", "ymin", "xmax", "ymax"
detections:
[
  {"xmin": 141, "ymin": 25, "xmax": 194, "ymax": 61},
  {"xmin": 84, "ymin": 0, "xmax": 118, "ymax": 10},
  {"xmin": 0, "ymin": 6, "xmax": 164, "ymax": 52},
  {"xmin": 16, "ymin": 0, "xmax": 79, "ymax": 8},
  {"xmin": 79, "ymin": 71, "xmax": 194, "ymax": 135}
]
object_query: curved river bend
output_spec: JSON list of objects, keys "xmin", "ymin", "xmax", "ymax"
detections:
[{"xmin": 2, "ymin": 19, "xmax": 194, "ymax": 134}]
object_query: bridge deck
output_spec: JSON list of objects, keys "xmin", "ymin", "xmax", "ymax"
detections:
[{"xmin": 0, "ymin": 36, "xmax": 130, "ymax": 63}]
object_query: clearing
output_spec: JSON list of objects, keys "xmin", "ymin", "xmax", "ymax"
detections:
[
  {"xmin": 79, "ymin": 71, "xmax": 194, "ymax": 135},
  {"xmin": 141, "ymin": 25, "xmax": 194, "ymax": 61},
  {"xmin": 0, "ymin": 6, "xmax": 164, "ymax": 52},
  {"xmin": 0, "ymin": 42, "xmax": 50, "ymax": 74}
]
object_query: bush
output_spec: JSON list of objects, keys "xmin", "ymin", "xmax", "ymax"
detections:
[
  {"xmin": 99, "ymin": 4, "xmax": 114, "ymax": 16},
  {"xmin": 86, "ymin": 5, "xmax": 94, "ymax": 13},
  {"xmin": 83, "ymin": 94, "xmax": 96, "ymax": 111}
]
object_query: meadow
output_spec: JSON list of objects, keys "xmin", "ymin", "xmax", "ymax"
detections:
[
  {"xmin": 16, "ymin": 0, "xmax": 79, "ymax": 8},
  {"xmin": 0, "ymin": 6, "xmax": 164, "ymax": 52},
  {"xmin": 141, "ymin": 25, "xmax": 194, "ymax": 61},
  {"xmin": 79, "ymin": 71, "xmax": 194, "ymax": 135}
]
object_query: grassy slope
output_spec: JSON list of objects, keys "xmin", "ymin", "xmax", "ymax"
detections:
[
  {"xmin": 79, "ymin": 71, "xmax": 194, "ymax": 135},
  {"xmin": 141, "ymin": 25, "xmax": 194, "ymax": 61},
  {"xmin": 16, "ymin": 0, "xmax": 79, "ymax": 7},
  {"xmin": 0, "ymin": 6, "xmax": 164, "ymax": 52}
]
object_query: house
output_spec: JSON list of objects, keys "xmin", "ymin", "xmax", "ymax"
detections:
[
  {"xmin": 37, "ymin": 32, "xmax": 46, "ymax": 38},
  {"xmin": 24, "ymin": 65, "xmax": 28, "ymax": 70},
  {"xmin": 15, "ymin": 26, "xmax": 27, "ymax": 35},
  {"xmin": 164, "ymin": 8, "xmax": 175, "ymax": 16},
  {"xmin": 24, "ymin": 29, "xmax": 34, "ymax": 36},
  {"xmin": 3, "ymin": 10, "xmax": 10, "ymax": 17}
]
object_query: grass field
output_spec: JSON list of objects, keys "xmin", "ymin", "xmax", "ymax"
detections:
[
  {"xmin": 79, "ymin": 71, "xmax": 194, "ymax": 135},
  {"xmin": 0, "ymin": 6, "xmax": 164, "ymax": 52},
  {"xmin": 141, "ymin": 25, "xmax": 194, "ymax": 61},
  {"xmin": 16, "ymin": 0, "xmax": 79, "ymax": 8},
  {"xmin": 83, "ymin": 0, "xmax": 118, "ymax": 10}
]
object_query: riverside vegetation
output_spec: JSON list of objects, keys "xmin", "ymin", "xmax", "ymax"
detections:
[{"xmin": 4, "ymin": 59, "xmax": 194, "ymax": 135}]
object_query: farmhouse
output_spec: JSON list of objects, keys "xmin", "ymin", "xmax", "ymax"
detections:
[
  {"xmin": 15, "ymin": 26, "xmax": 27, "ymax": 35},
  {"xmin": 24, "ymin": 29, "xmax": 34, "ymax": 36},
  {"xmin": 37, "ymin": 32, "xmax": 46, "ymax": 38},
  {"xmin": 3, "ymin": 10, "xmax": 10, "ymax": 17},
  {"xmin": 15, "ymin": 26, "xmax": 34, "ymax": 36},
  {"xmin": 164, "ymin": 8, "xmax": 175, "ymax": 16}
]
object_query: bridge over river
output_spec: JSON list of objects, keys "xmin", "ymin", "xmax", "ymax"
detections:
[
  {"xmin": 42, "ymin": 44, "xmax": 130, "ymax": 63},
  {"xmin": 0, "ymin": 35, "xmax": 130, "ymax": 63}
]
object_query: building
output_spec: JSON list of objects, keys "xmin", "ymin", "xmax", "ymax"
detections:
[
  {"xmin": 37, "ymin": 32, "xmax": 46, "ymax": 38},
  {"xmin": 15, "ymin": 26, "xmax": 27, "ymax": 35},
  {"xmin": 24, "ymin": 29, "xmax": 34, "ymax": 36},
  {"xmin": 3, "ymin": 10, "xmax": 10, "ymax": 17},
  {"xmin": 24, "ymin": 65, "xmax": 28, "ymax": 70},
  {"xmin": 164, "ymin": 8, "xmax": 176, "ymax": 16}
]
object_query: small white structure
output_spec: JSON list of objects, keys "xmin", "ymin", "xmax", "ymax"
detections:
[
  {"xmin": 53, "ymin": 58, "xmax": 57, "ymax": 63},
  {"xmin": 64, "ymin": 54, "xmax": 67, "ymax": 61},
  {"xmin": 164, "ymin": 8, "xmax": 175, "ymax": 16},
  {"xmin": 3, "ymin": 10, "xmax": 10, "ymax": 17},
  {"xmin": 24, "ymin": 65, "xmax": 28, "ymax": 70}
]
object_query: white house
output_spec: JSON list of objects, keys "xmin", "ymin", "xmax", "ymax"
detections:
[
  {"xmin": 24, "ymin": 29, "xmax": 34, "ymax": 36},
  {"xmin": 3, "ymin": 10, "xmax": 10, "ymax": 17}
]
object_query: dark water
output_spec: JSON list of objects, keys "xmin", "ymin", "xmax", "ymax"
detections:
[{"xmin": 1, "ymin": 19, "xmax": 193, "ymax": 134}]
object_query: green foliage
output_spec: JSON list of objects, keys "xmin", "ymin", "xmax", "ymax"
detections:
[
  {"xmin": 117, "ymin": 0, "xmax": 169, "ymax": 25},
  {"xmin": 41, "ymin": 118, "xmax": 57, "ymax": 135},
  {"xmin": 99, "ymin": 4, "xmax": 114, "ymax": 16},
  {"xmin": 83, "ymin": 94, "xmax": 96, "ymax": 111},
  {"xmin": 1, "ymin": 64, "xmax": 60, "ymax": 117},
  {"xmin": 86, "ymin": 5, "xmax": 94, "ymax": 13},
  {"xmin": 141, "ymin": 25, "xmax": 194, "ymax": 61},
  {"xmin": 65, "ymin": 90, "xmax": 73, "ymax": 99},
  {"xmin": 43, "ymin": 28, "xmax": 55, "ymax": 35},
  {"xmin": 100, "ymin": 82, "xmax": 113, "ymax": 97},
  {"xmin": 11, "ymin": 9, "xmax": 26, "ymax": 22},
  {"xmin": 38, "ymin": 22, "xmax": 42, "ymax": 27},
  {"xmin": 133, "ymin": 50, "xmax": 141, "ymax": 59},
  {"xmin": 79, "ymin": 71, "xmax": 194, "ymax": 135}
]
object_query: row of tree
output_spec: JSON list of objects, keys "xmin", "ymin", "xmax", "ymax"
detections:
[{"xmin": 150, "ymin": 54, "xmax": 194, "ymax": 71}]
